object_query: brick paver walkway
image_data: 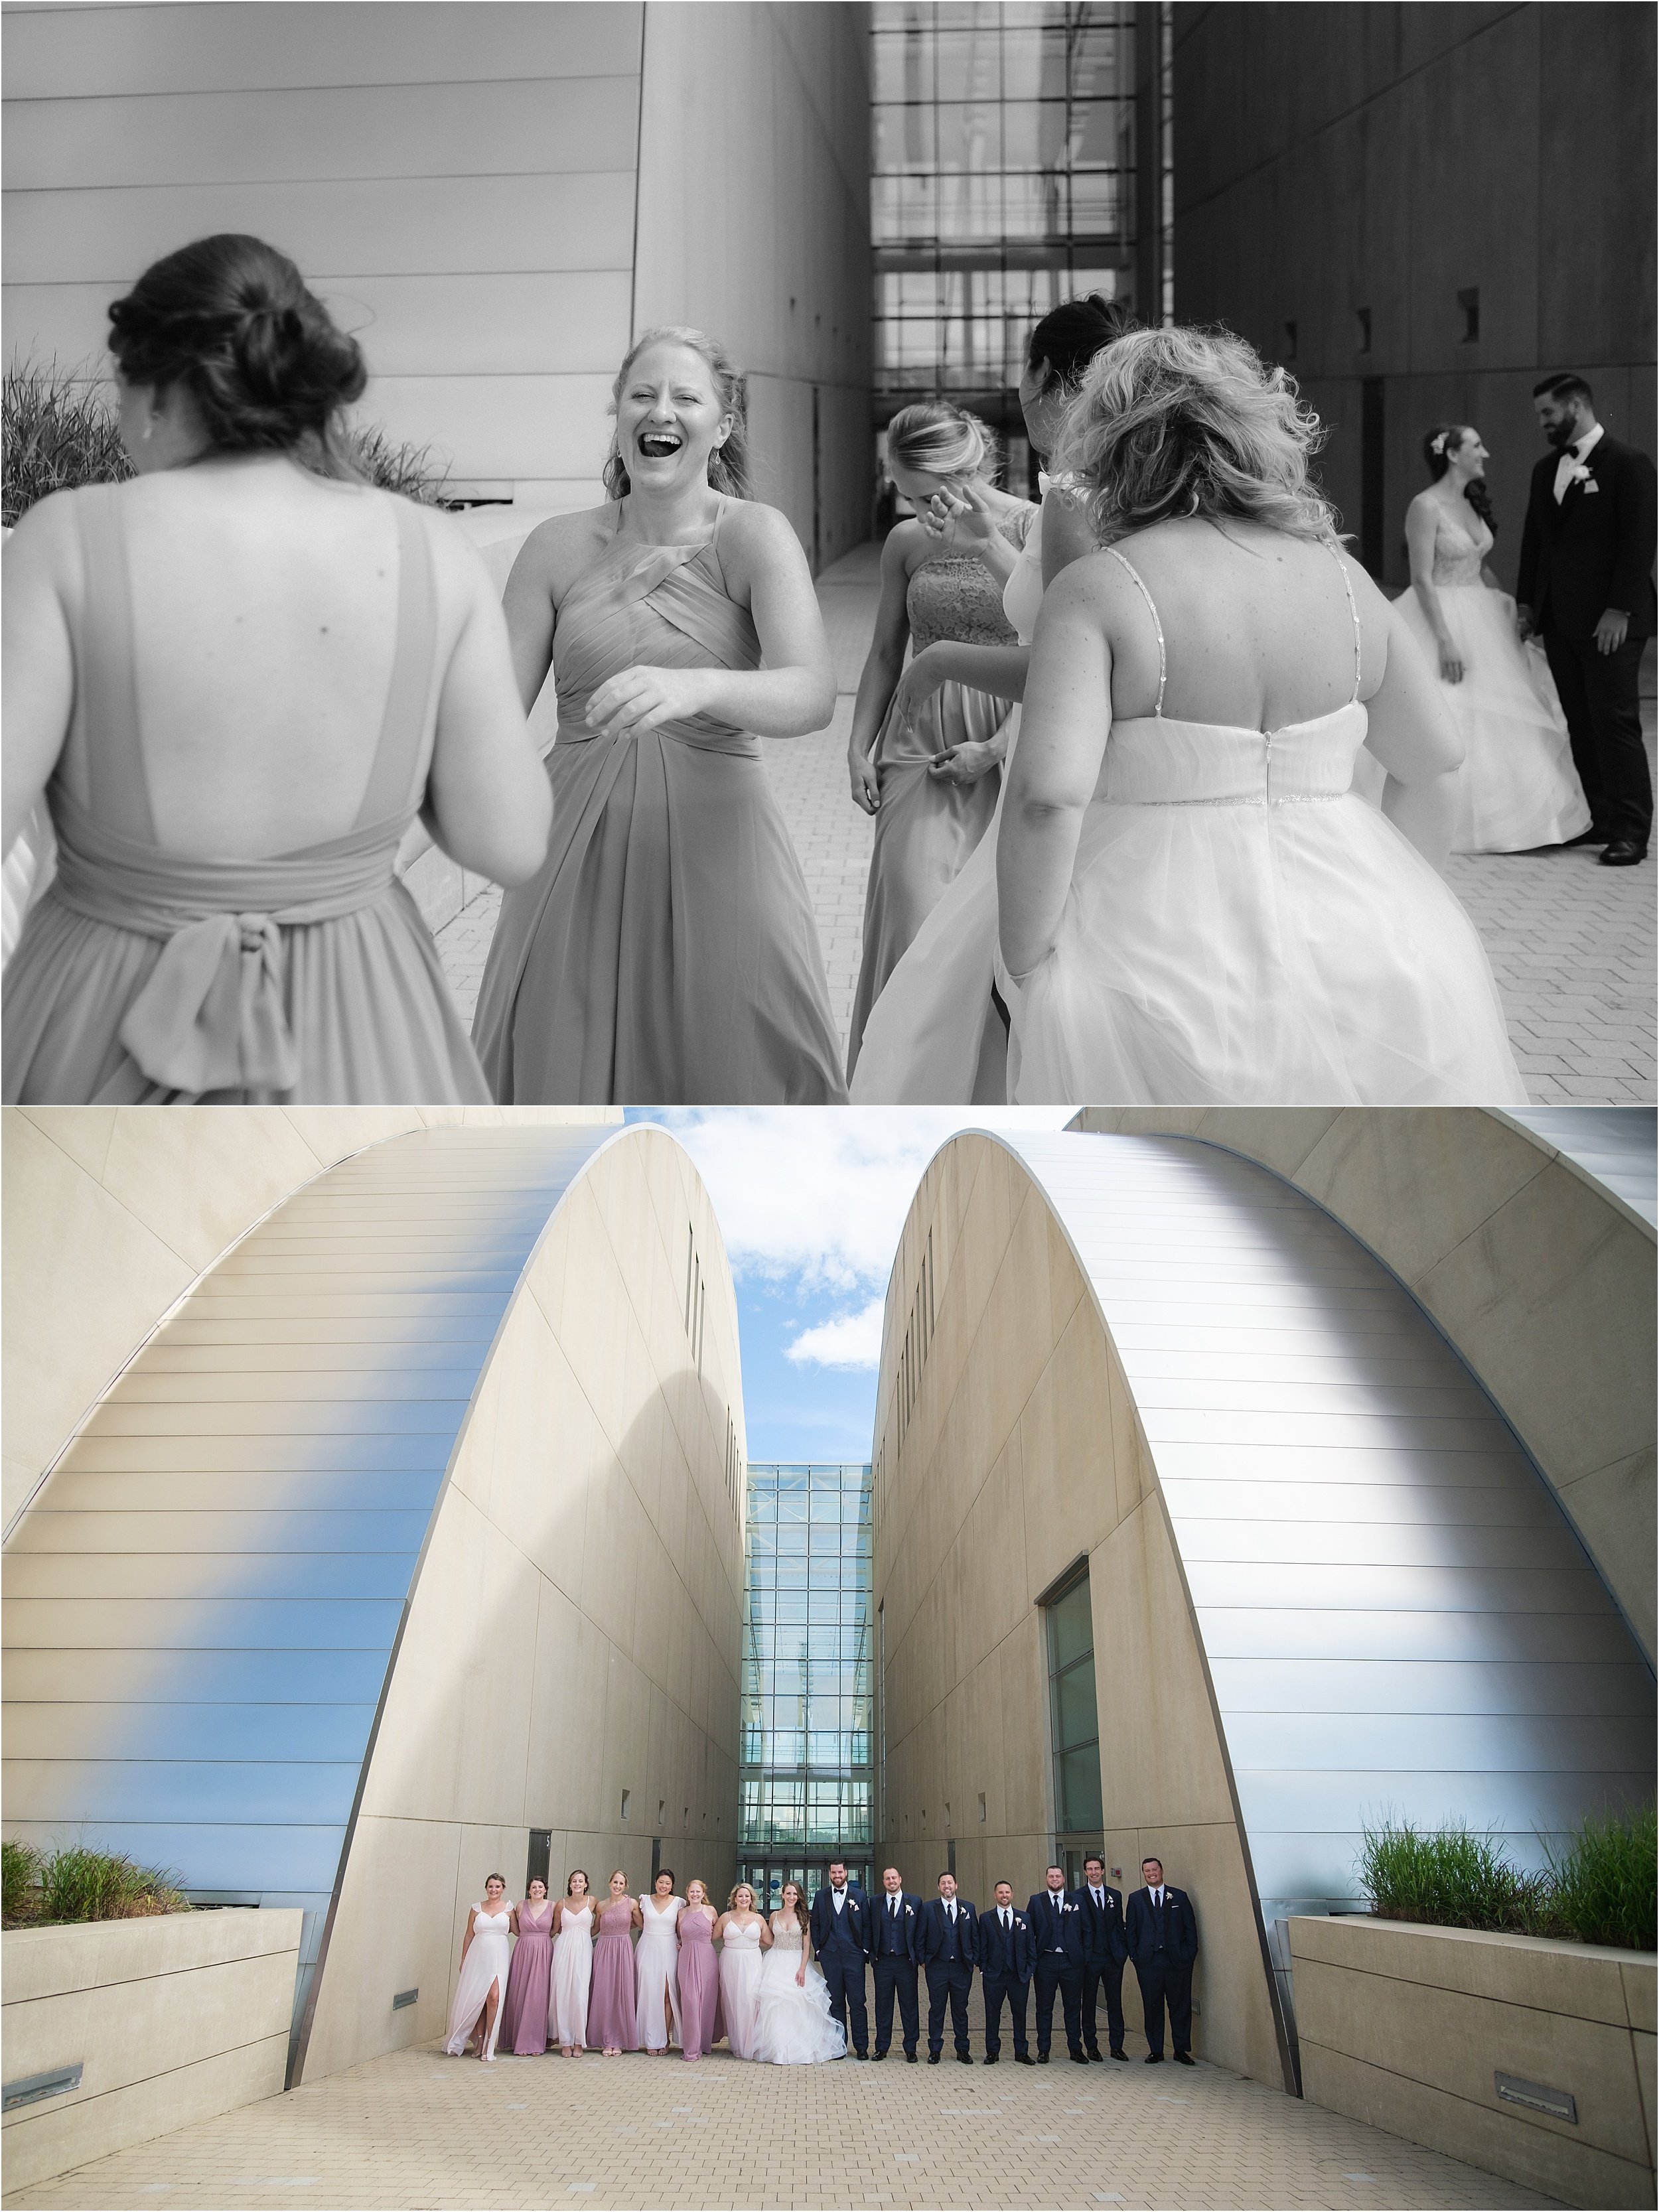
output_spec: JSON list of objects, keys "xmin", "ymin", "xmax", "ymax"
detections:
[
  {"xmin": 437, "ymin": 545, "xmax": 1655, "ymax": 1103},
  {"xmin": 6, "ymin": 2039, "xmax": 1563, "ymax": 2212}
]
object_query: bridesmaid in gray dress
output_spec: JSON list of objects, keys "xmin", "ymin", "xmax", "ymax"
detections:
[
  {"xmin": 845, "ymin": 403, "xmax": 1034, "ymax": 1080},
  {"xmin": 3, "ymin": 233, "xmax": 549, "ymax": 1103},
  {"xmin": 472, "ymin": 326, "xmax": 845, "ymax": 1105}
]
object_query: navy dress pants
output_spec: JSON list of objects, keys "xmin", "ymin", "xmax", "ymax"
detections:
[
  {"xmin": 1033, "ymin": 1959, "xmax": 1084, "ymax": 2055},
  {"xmin": 981, "ymin": 1969, "xmax": 1031, "ymax": 2058},
  {"xmin": 1082, "ymin": 1958, "xmax": 1126, "ymax": 2052},
  {"xmin": 1546, "ymin": 629, "xmax": 1653, "ymax": 846},
  {"xmin": 820, "ymin": 1951, "xmax": 869, "ymax": 2053},
  {"xmin": 873, "ymin": 1958, "xmax": 919, "ymax": 2055},
  {"xmin": 925, "ymin": 1961, "xmax": 974, "ymax": 2055},
  {"xmin": 1133, "ymin": 1954, "xmax": 1193, "ymax": 2056}
]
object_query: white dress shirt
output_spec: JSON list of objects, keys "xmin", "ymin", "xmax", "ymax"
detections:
[
  {"xmin": 831, "ymin": 1886, "xmax": 847, "ymax": 1914},
  {"xmin": 1554, "ymin": 422, "xmax": 1605, "ymax": 504}
]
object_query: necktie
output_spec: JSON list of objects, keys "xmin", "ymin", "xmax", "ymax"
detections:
[{"xmin": 948, "ymin": 1901, "xmax": 955, "ymax": 1921}]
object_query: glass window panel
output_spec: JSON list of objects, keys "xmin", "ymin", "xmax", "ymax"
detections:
[
  {"xmin": 1071, "ymin": 98, "xmax": 1127, "ymax": 165},
  {"xmin": 1069, "ymin": 173, "xmax": 1122, "ymax": 235},
  {"xmin": 932, "ymin": 27, "xmax": 1001, "ymax": 102},
  {"xmin": 809, "ymin": 1487, "xmax": 839, "ymax": 1523},
  {"xmin": 1059, "ymin": 1744, "xmax": 1104, "ymax": 1834},
  {"xmin": 1000, "ymin": 101, "xmax": 1068, "ymax": 170},
  {"xmin": 1047, "ymin": 1578, "xmax": 1094, "ymax": 1669},
  {"xmin": 1054, "ymin": 1658, "xmax": 1099, "ymax": 1752}
]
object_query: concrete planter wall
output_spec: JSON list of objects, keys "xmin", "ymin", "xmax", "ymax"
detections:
[
  {"xmin": 1, "ymin": 1908, "xmax": 301, "ymax": 2193},
  {"xmin": 1290, "ymin": 1913, "xmax": 1656, "ymax": 2209}
]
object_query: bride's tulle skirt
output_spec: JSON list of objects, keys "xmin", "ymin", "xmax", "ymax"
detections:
[
  {"xmin": 753, "ymin": 1949, "xmax": 847, "ymax": 2065},
  {"xmin": 1396, "ymin": 585, "xmax": 1589, "ymax": 852},
  {"xmin": 1008, "ymin": 793, "xmax": 1528, "ymax": 1105}
]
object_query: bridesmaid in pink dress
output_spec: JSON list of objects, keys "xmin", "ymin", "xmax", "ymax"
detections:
[
  {"xmin": 587, "ymin": 1870, "xmax": 642, "ymax": 2055},
  {"xmin": 676, "ymin": 1880, "xmax": 723, "ymax": 2061},
  {"xmin": 498, "ymin": 1880, "xmax": 553, "ymax": 2055}
]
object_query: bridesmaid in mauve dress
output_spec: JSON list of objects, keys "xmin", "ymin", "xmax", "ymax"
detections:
[
  {"xmin": 551, "ymin": 1873, "xmax": 596, "ymax": 2055},
  {"xmin": 498, "ymin": 1879, "xmax": 553, "ymax": 2056},
  {"xmin": 587, "ymin": 1870, "xmax": 642, "ymax": 2055},
  {"xmin": 3, "ymin": 232, "xmax": 549, "ymax": 1105},
  {"xmin": 471, "ymin": 326, "xmax": 845, "ymax": 1106},
  {"xmin": 714, "ymin": 1883, "xmax": 770, "ymax": 2061},
  {"xmin": 676, "ymin": 1880, "xmax": 723, "ymax": 2061}
]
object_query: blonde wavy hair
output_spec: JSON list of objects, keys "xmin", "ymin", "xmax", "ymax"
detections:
[
  {"xmin": 886, "ymin": 400, "xmax": 999, "ymax": 484},
  {"xmin": 604, "ymin": 324, "xmax": 751, "ymax": 502},
  {"xmin": 1054, "ymin": 324, "xmax": 1337, "ymax": 545}
]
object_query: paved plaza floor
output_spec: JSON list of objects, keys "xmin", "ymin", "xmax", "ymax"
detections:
[
  {"xmin": 436, "ymin": 543, "xmax": 1656, "ymax": 1103},
  {"xmin": 5, "ymin": 2039, "xmax": 1564, "ymax": 2212}
]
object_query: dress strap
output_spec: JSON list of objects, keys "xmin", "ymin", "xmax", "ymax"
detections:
[
  {"xmin": 1103, "ymin": 545, "xmax": 1166, "ymax": 717},
  {"xmin": 352, "ymin": 497, "xmax": 439, "ymax": 829},
  {"xmin": 1326, "ymin": 539, "xmax": 1362, "ymax": 703},
  {"xmin": 74, "ymin": 485, "xmax": 158, "ymax": 843}
]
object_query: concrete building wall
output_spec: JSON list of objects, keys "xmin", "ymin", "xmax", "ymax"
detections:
[
  {"xmin": 2, "ymin": 0, "xmax": 874, "ymax": 563},
  {"xmin": 1171, "ymin": 3, "xmax": 1657, "ymax": 589},
  {"xmin": 1, "ymin": 1105, "xmax": 617, "ymax": 1535}
]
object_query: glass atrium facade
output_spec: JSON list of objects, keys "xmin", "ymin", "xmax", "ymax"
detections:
[
  {"xmin": 738, "ymin": 1463, "xmax": 875, "ymax": 1907},
  {"xmin": 871, "ymin": 1, "xmax": 1170, "ymax": 490}
]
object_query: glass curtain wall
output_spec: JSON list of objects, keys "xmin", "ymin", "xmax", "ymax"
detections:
[
  {"xmin": 871, "ymin": 1, "xmax": 1141, "ymax": 493},
  {"xmin": 1045, "ymin": 1568, "xmax": 1104, "ymax": 1886},
  {"xmin": 739, "ymin": 1464, "xmax": 875, "ymax": 1908}
]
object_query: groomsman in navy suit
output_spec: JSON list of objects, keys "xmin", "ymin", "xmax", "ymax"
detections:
[
  {"xmin": 977, "ymin": 1881, "xmax": 1035, "ymax": 2065},
  {"xmin": 1125, "ymin": 1856, "xmax": 1198, "ymax": 2064},
  {"xmin": 1078, "ymin": 1852, "xmax": 1129, "ymax": 2060},
  {"xmin": 808, "ymin": 1860, "xmax": 872, "ymax": 2058},
  {"xmin": 1027, "ymin": 1866, "xmax": 1089, "ymax": 2063},
  {"xmin": 871, "ymin": 1865, "xmax": 921, "ymax": 2061},
  {"xmin": 915, "ymin": 1872, "xmax": 979, "ymax": 2063}
]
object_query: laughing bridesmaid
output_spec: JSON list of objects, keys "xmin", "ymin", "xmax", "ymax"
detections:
[{"xmin": 677, "ymin": 1880, "xmax": 723, "ymax": 2061}]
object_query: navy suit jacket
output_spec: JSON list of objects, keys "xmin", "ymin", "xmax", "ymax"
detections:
[
  {"xmin": 1077, "ymin": 1882, "xmax": 1129, "ymax": 1967},
  {"xmin": 870, "ymin": 1890, "xmax": 922, "ymax": 1965},
  {"xmin": 1124, "ymin": 1885, "xmax": 1198, "ymax": 1965},
  {"xmin": 1517, "ymin": 434, "xmax": 1658, "ymax": 640},
  {"xmin": 915, "ymin": 1896, "xmax": 979, "ymax": 1969},
  {"xmin": 977, "ymin": 1905, "xmax": 1035, "ymax": 1982},
  {"xmin": 1027, "ymin": 1888, "xmax": 1088, "ymax": 1967},
  {"xmin": 810, "ymin": 1883, "xmax": 874, "ymax": 1963}
]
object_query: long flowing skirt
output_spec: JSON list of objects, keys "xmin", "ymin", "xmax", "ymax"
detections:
[
  {"xmin": 753, "ymin": 1948, "xmax": 847, "ymax": 2065},
  {"xmin": 717, "ymin": 1946, "xmax": 764, "ymax": 2061},
  {"xmin": 1008, "ymin": 792, "xmax": 1528, "ymax": 1105},
  {"xmin": 498, "ymin": 1929, "xmax": 552, "ymax": 2056},
  {"xmin": 444, "ymin": 1927, "xmax": 512, "ymax": 2058},
  {"xmin": 845, "ymin": 681, "xmax": 1009, "ymax": 1081},
  {"xmin": 587, "ymin": 1930, "xmax": 639, "ymax": 2050},
  {"xmin": 473, "ymin": 730, "xmax": 845, "ymax": 1105},
  {"xmin": 551, "ymin": 1925, "xmax": 593, "ymax": 2049},
  {"xmin": 678, "ymin": 1938, "xmax": 724, "ymax": 2060},
  {"xmin": 636, "ymin": 1921, "xmax": 684, "ymax": 2052},
  {"xmin": 1396, "ymin": 585, "xmax": 1590, "ymax": 852}
]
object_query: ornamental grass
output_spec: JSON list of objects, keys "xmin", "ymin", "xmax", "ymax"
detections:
[
  {"xmin": 1, "ymin": 1839, "xmax": 190, "ymax": 1930},
  {"xmin": 1359, "ymin": 1803, "xmax": 1656, "ymax": 1949}
]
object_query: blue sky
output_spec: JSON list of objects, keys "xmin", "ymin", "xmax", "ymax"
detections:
[{"xmin": 624, "ymin": 1109, "xmax": 1070, "ymax": 1462}]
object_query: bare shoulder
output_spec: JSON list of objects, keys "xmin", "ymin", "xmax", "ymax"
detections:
[
  {"xmin": 719, "ymin": 497, "xmax": 809, "ymax": 582},
  {"xmin": 502, "ymin": 503, "xmax": 616, "ymax": 598},
  {"xmin": 5, "ymin": 484, "xmax": 84, "ymax": 569}
]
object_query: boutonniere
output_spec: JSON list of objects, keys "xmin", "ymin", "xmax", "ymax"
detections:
[
  {"xmin": 904, "ymin": 1905, "xmax": 913, "ymax": 1916},
  {"xmin": 1569, "ymin": 463, "xmax": 1599, "ymax": 494}
]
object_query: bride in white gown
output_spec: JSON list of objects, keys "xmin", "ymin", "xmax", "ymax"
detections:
[
  {"xmin": 1399, "ymin": 424, "xmax": 1589, "ymax": 852},
  {"xmin": 997, "ymin": 326, "xmax": 1527, "ymax": 1106},
  {"xmin": 753, "ymin": 1884, "xmax": 847, "ymax": 2065}
]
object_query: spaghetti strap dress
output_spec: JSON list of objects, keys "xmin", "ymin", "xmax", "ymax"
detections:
[
  {"xmin": 470, "ymin": 498, "xmax": 845, "ymax": 1105},
  {"xmin": 3, "ymin": 484, "xmax": 487, "ymax": 1105},
  {"xmin": 1003, "ymin": 542, "xmax": 1530, "ymax": 1105}
]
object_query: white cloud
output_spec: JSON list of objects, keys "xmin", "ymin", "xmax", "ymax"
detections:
[
  {"xmin": 785, "ymin": 1298, "xmax": 887, "ymax": 1370},
  {"xmin": 630, "ymin": 1107, "xmax": 1073, "ymax": 1294}
]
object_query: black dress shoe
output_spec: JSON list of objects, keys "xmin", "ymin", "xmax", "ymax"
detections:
[
  {"xmin": 1174, "ymin": 2051, "xmax": 1195, "ymax": 2066},
  {"xmin": 853, "ymin": 2049, "xmax": 868, "ymax": 2059},
  {"xmin": 1087, "ymin": 2047, "xmax": 1104, "ymax": 2063},
  {"xmin": 1601, "ymin": 839, "xmax": 1647, "ymax": 865},
  {"xmin": 1036, "ymin": 2050, "xmax": 1049, "ymax": 2064},
  {"xmin": 904, "ymin": 2050, "xmax": 917, "ymax": 2063},
  {"xmin": 1015, "ymin": 2052, "xmax": 1036, "ymax": 2065},
  {"xmin": 983, "ymin": 2053, "xmax": 999, "ymax": 2065},
  {"xmin": 1070, "ymin": 2050, "xmax": 1090, "ymax": 2065},
  {"xmin": 872, "ymin": 2049, "xmax": 887, "ymax": 2061},
  {"xmin": 927, "ymin": 2051, "xmax": 940, "ymax": 2064},
  {"xmin": 1110, "ymin": 2047, "xmax": 1128, "ymax": 2061},
  {"xmin": 1145, "ymin": 2051, "xmax": 1164, "ymax": 2063},
  {"xmin": 957, "ymin": 2051, "xmax": 974, "ymax": 2064}
]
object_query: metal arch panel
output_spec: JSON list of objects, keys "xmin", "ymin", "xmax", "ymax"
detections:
[
  {"xmin": 1, "ymin": 1124, "xmax": 626, "ymax": 2053},
  {"xmin": 985, "ymin": 1129, "xmax": 1656, "ymax": 1928}
]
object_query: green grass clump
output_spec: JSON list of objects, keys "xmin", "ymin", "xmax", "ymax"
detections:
[
  {"xmin": 2, "ymin": 1838, "xmax": 42, "ymax": 1926},
  {"xmin": 1548, "ymin": 1801, "xmax": 1656, "ymax": 1952},
  {"xmin": 1, "ymin": 1841, "xmax": 190, "ymax": 1929},
  {"xmin": 3, "ymin": 358, "xmax": 133, "ymax": 525},
  {"xmin": 341, "ymin": 421, "xmax": 449, "ymax": 504}
]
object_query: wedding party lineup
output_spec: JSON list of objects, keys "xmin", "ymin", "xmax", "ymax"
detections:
[{"xmin": 0, "ymin": 3, "xmax": 1654, "ymax": 2211}]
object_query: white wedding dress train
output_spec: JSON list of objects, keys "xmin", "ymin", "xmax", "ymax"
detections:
[{"xmin": 753, "ymin": 1915, "xmax": 847, "ymax": 2065}]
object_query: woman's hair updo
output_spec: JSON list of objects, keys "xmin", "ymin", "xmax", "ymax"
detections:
[
  {"xmin": 1423, "ymin": 423, "xmax": 1496, "ymax": 536},
  {"xmin": 604, "ymin": 326, "xmax": 753, "ymax": 502},
  {"xmin": 1027, "ymin": 293, "xmax": 1135, "ymax": 390},
  {"xmin": 106, "ymin": 234, "xmax": 365, "ymax": 467},
  {"xmin": 1055, "ymin": 322, "xmax": 1338, "ymax": 545},
  {"xmin": 885, "ymin": 400, "xmax": 999, "ymax": 484}
]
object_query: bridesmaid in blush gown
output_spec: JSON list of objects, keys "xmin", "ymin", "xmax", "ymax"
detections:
[
  {"xmin": 636, "ymin": 1870, "xmax": 684, "ymax": 2053},
  {"xmin": 498, "ymin": 1879, "xmax": 553, "ymax": 2056},
  {"xmin": 715, "ymin": 1883, "xmax": 770, "ymax": 2061},
  {"xmin": 444, "ymin": 1875, "xmax": 514, "ymax": 2061},
  {"xmin": 472, "ymin": 326, "xmax": 844, "ymax": 1105},
  {"xmin": 551, "ymin": 1871, "xmax": 596, "ymax": 2055},
  {"xmin": 3, "ymin": 233, "xmax": 549, "ymax": 1105},
  {"xmin": 676, "ymin": 1881, "xmax": 723, "ymax": 2061},
  {"xmin": 587, "ymin": 1870, "xmax": 642, "ymax": 2055}
]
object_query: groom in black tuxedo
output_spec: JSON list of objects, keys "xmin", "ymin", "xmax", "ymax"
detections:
[
  {"xmin": 1517, "ymin": 372, "xmax": 1658, "ymax": 864},
  {"xmin": 808, "ymin": 1860, "xmax": 872, "ymax": 2057}
]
